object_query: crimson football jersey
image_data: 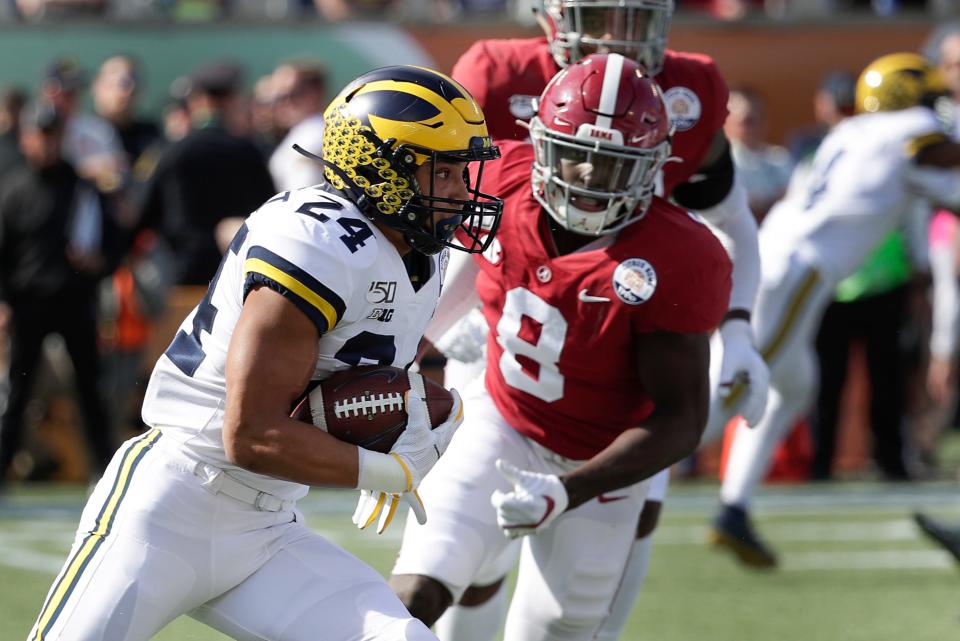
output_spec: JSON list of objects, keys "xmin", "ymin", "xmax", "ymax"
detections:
[
  {"xmin": 451, "ymin": 37, "xmax": 729, "ymax": 196},
  {"xmin": 470, "ymin": 141, "xmax": 731, "ymax": 459}
]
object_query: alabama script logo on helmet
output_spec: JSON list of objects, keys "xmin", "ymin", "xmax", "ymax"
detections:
[{"xmin": 613, "ymin": 258, "xmax": 657, "ymax": 304}]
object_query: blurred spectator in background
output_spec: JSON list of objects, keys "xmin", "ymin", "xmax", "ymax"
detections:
[
  {"xmin": 681, "ymin": 0, "xmax": 761, "ymax": 20},
  {"xmin": 10, "ymin": 0, "xmax": 106, "ymax": 21},
  {"xmin": 161, "ymin": 97, "xmax": 192, "ymax": 144},
  {"xmin": 268, "ymin": 59, "xmax": 327, "ymax": 191},
  {"xmin": 92, "ymin": 55, "xmax": 161, "ymax": 170},
  {"xmin": 938, "ymin": 29, "xmax": 960, "ymax": 127},
  {"xmin": 788, "ymin": 70, "xmax": 857, "ymax": 166},
  {"xmin": 0, "ymin": 86, "xmax": 26, "ymax": 179},
  {"xmin": 0, "ymin": 102, "xmax": 119, "ymax": 484},
  {"xmin": 249, "ymin": 73, "xmax": 281, "ymax": 157},
  {"xmin": 911, "ymin": 28, "xmax": 960, "ymax": 469},
  {"xmin": 725, "ymin": 87, "xmax": 793, "ymax": 222},
  {"xmin": 313, "ymin": 0, "xmax": 401, "ymax": 21},
  {"xmin": 811, "ymin": 226, "xmax": 919, "ymax": 480},
  {"xmin": 91, "ymin": 56, "xmax": 168, "ymax": 443},
  {"xmin": 911, "ymin": 210, "xmax": 960, "ymax": 473},
  {"xmin": 40, "ymin": 58, "xmax": 127, "ymax": 193},
  {"xmin": 137, "ymin": 60, "xmax": 274, "ymax": 286}
]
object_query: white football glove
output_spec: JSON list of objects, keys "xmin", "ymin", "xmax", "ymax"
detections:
[
  {"xmin": 490, "ymin": 459, "xmax": 568, "ymax": 538},
  {"xmin": 352, "ymin": 489, "xmax": 426, "ymax": 534},
  {"xmin": 353, "ymin": 390, "xmax": 464, "ymax": 533},
  {"xmin": 717, "ymin": 319, "xmax": 770, "ymax": 427}
]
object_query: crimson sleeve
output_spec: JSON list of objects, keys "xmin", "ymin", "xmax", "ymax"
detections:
[
  {"xmin": 637, "ymin": 233, "xmax": 732, "ymax": 335},
  {"xmin": 452, "ymin": 41, "xmax": 494, "ymax": 113}
]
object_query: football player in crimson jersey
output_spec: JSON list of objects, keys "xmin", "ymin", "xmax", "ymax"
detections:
[
  {"xmin": 389, "ymin": 54, "xmax": 733, "ymax": 641},
  {"xmin": 431, "ymin": 0, "xmax": 767, "ymax": 637}
]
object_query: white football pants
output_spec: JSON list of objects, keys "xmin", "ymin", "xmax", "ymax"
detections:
[
  {"xmin": 29, "ymin": 430, "xmax": 435, "ymax": 641},
  {"xmin": 393, "ymin": 392, "xmax": 649, "ymax": 641}
]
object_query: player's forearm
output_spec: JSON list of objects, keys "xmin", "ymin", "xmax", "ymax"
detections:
[
  {"xmin": 224, "ymin": 414, "xmax": 361, "ymax": 488},
  {"xmin": 559, "ymin": 411, "xmax": 703, "ymax": 510}
]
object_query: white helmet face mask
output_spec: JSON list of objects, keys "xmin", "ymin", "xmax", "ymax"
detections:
[
  {"xmin": 531, "ymin": 120, "xmax": 670, "ymax": 236},
  {"xmin": 545, "ymin": 0, "xmax": 674, "ymax": 74}
]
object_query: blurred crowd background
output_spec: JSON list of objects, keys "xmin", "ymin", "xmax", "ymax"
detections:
[
  {"xmin": 0, "ymin": 0, "xmax": 957, "ymax": 22},
  {"xmin": 2, "ymin": 5, "xmax": 960, "ymax": 487}
]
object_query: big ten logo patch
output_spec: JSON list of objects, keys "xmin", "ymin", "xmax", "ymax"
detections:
[{"xmin": 367, "ymin": 308, "xmax": 395, "ymax": 322}]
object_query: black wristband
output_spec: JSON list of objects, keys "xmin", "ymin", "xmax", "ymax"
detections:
[{"xmin": 721, "ymin": 308, "xmax": 751, "ymax": 325}]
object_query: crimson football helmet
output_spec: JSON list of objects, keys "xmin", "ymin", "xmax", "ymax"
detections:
[
  {"xmin": 542, "ymin": 0, "xmax": 673, "ymax": 74},
  {"xmin": 530, "ymin": 53, "xmax": 671, "ymax": 236}
]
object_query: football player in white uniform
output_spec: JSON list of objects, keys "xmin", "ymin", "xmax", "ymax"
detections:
[
  {"xmin": 707, "ymin": 53, "xmax": 960, "ymax": 567},
  {"xmin": 28, "ymin": 65, "xmax": 502, "ymax": 641}
]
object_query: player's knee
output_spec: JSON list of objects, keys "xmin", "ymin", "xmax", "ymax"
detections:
[
  {"xmin": 459, "ymin": 577, "xmax": 505, "ymax": 607},
  {"xmin": 636, "ymin": 500, "xmax": 662, "ymax": 539},
  {"xmin": 389, "ymin": 573, "xmax": 453, "ymax": 627}
]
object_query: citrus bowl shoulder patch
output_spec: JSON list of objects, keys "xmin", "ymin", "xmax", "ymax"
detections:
[
  {"xmin": 509, "ymin": 94, "xmax": 538, "ymax": 120},
  {"xmin": 664, "ymin": 86, "xmax": 702, "ymax": 132},
  {"xmin": 613, "ymin": 258, "xmax": 657, "ymax": 304}
]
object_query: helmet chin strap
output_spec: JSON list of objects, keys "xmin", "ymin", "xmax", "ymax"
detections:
[{"xmin": 558, "ymin": 197, "xmax": 611, "ymax": 235}]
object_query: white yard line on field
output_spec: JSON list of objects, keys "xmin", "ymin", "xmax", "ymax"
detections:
[
  {"xmin": 655, "ymin": 519, "xmax": 922, "ymax": 544},
  {"xmin": 783, "ymin": 549, "xmax": 955, "ymax": 571},
  {"xmin": 0, "ymin": 541, "xmax": 66, "ymax": 573}
]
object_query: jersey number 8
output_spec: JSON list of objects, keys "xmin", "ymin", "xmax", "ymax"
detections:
[{"xmin": 495, "ymin": 288, "xmax": 568, "ymax": 402}]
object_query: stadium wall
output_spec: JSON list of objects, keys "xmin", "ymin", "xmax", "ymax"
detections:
[{"xmin": 0, "ymin": 19, "xmax": 940, "ymax": 143}]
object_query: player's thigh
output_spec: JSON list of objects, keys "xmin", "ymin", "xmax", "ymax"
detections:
[
  {"xmin": 503, "ymin": 481, "xmax": 649, "ymax": 641},
  {"xmin": 193, "ymin": 525, "xmax": 436, "ymax": 641},
  {"xmin": 30, "ymin": 432, "xmax": 209, "ymax": 641},
  {"xmin": 393, "ymin": 396, "xmax": 529, "ymax": 600},
  {"xmin": 754, "ymin": 254, "xmax": 831, "ymax": 375}
]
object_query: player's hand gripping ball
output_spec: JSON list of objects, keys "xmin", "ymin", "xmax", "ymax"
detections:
[
  {"xmin": 290, "ymin": 365, "xmax": 454, "ymax": 452},
  {"xmin": 291, "ymin": 366, "xmax": 461, "ymax": 534}
]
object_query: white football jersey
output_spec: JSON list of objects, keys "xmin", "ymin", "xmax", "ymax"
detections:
[
  {"xmin": 761, "ymin": 106, "xmax": 960, "ymax": 283},
  {"xmin": 142, "ymin": 186, "xmax": 446, "ymax": 500}
]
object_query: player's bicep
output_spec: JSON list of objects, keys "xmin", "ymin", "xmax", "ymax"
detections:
[
  {"xmin": 224, "ymin": 286, "xmax": 319, "ymax": 443},
  {"xmin": 634, "ymin": 331, "xmax": 711, "ymax": 435}
]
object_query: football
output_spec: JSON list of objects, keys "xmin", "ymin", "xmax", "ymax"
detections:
[{"xmin": 291, "ymin": 366, "xmax": 455, "ymax": 453}]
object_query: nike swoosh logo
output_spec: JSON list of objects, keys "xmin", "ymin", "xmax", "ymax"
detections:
[
  {"xmin": 597, "ymin": 494, "xmax": 627, "ymax": 503},
  {"xmin": 503, "ymin": 496, "xmax": 557, "ymax": 530},
  {"xmin": 578, "ymin": 289, "xmax": 610, "ymax": 303}
]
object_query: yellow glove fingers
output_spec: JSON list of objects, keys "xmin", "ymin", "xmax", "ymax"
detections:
[
  {"xmin": 362, "ymin": 492, "xmax": 387, "ymax": 530},
  {"xmin": 377, "ymin": 494, "xmax": 401, "ymax": 535}
]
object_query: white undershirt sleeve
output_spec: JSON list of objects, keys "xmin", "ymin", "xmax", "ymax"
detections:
[
  {"xmin": 425, "ymin": 248, "xmax": 482, "ymax": 345},
  {"xmin": 694, "ymin": 178, "xmax": 761, "ymax": 314}
]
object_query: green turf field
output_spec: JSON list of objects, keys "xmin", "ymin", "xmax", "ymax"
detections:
[{"xmin": 1, "ymin": 480, "xmax": 957, "ymax": 641}]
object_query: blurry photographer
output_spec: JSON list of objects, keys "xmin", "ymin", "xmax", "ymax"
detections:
[{"xmin": 0, "ymin": 102, "xmax": 119, "ymax": 483}]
